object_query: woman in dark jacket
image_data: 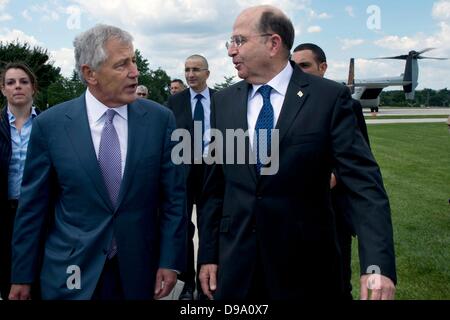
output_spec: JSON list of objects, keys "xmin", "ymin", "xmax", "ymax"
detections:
[{"xmin": 0, "ymin": 62, "xmax": 39, "ymax": 300}]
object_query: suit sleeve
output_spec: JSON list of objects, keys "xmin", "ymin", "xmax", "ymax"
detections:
[
  {"xmin": 166, "ymin": 95, "xmax": 174, "ymax": 111},
  {"xmin": 352, "ymin": 99, "xmax": 370, "ymax": 147},
  {"xmin": 157, "ymin": 111, "xmax": 188, "ymax": 272},
  {"xmin": 11, "ymin": 118, "xmax": 53, "ymax": 284},
  {"xmin": 196, "ymin": 94, "xmax": 224, "ymax": 265},
  {"xmin": 330, "ymin": 87, "xmax": 397, "ymax": 284}
]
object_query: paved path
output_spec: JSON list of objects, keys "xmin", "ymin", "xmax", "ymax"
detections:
[
  {"xmin": 366, "ymin": 118, "xmax": 448, "ymax": 124},
  {"xmin": 364, "ymin": 108, "xmax": 450, "ymax": 117}
]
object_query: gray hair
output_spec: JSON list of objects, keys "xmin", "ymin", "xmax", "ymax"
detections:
[
  {"xmin": 186, "ymin": 54, "xmax": 209, "ymax": 70},
  {"xmin": 74, "ymin": 24, "xmax": 133, "ymax": 85},
  {"xmin": 136, "ymin": 85, "xmax": 148, "ymax": 94}
]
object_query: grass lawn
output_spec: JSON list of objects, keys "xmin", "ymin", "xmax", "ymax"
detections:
[{"xmin": 351, "ymin": 123, "xmax": 450, "ymax": 300}]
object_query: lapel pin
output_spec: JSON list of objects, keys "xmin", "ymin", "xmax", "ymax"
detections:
[{"xmin": 297, "ymin": 90, "xmax": 304, "ymax": 98}]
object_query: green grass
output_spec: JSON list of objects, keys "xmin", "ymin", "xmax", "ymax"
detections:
[
  {"xmin": 351, "ymin": 123, "xmax": 450, "ymax": 300},
  {"xmin": 364, "ymin": 115, "xmax": 449, "ymax": 120}
]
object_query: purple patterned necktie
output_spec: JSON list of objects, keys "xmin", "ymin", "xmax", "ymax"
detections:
[{"xmin": 98, "ymin": 109, "xmax": 122, "ymax": 259}]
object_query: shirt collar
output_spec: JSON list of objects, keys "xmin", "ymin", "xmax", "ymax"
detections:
[
  {"xmin": 249, "ymin": 62, "xmax": 293, "ymax": 99},
  {"xmin": 85, "ymin": 88, "xmax": 128, "ymax": 123},
  {"xmin": 7, "ymin": 106, "xmax": 38, "ymax": 124},
  {"xmin": 190, "ymin": 87, "xmax": 210, "ymax": 101}
]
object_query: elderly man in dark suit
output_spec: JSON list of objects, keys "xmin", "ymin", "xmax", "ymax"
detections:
[
  {"xmin": 167, "ymin": 55, "xmax": 215, "ymax": 300},
  {"xmin": 9, "ymin": 24, "xmax": 186, "ymax": 300},
  {"xmin": 198, "ymin": 5, "xmax": 396, "ymax": 300}
]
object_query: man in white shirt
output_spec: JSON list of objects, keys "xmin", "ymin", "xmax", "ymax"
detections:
[{"xmin": 9, "ymin": 24, "xmax": 187, "ymax": 300}]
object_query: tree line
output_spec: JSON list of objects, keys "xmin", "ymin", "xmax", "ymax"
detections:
[{"xmin": 380, "ymin": 89, "xmax": 450, "ymax": 107}]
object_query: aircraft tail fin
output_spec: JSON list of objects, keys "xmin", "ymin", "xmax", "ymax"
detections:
[
  {"xmin": 347, "ymin": 58, "xmax": 355, "ymax": 94},
  {"xmin": 402, "ymin": 54, "xmax": 417, "ymax": 100},
  {"xmin": 375, "ymin": 49, "xmax": 447, "ymax": 100}
]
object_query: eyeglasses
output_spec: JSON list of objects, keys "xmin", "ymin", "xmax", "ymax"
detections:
[
  {"xmin": 225, "ymin": 33, "xmax": 273, "ymax": 50},
  {"xmin": 185, "ymin": 67, "xmax": 208, "ymax": 73},
  {"xmin": 137, "ymin": 93, "xmax": 147, "ymax": 97}
]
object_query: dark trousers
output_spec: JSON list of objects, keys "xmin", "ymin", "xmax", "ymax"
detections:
[
  {"xmin": 178, "ymin": 163, "xmax": 204, "ymax": 293},
  {"xmin": 91, "ymin": 257, "xmax": 124, "ymax": 300},
  {"xmin": 0, "ymin": 200, "xmax": 17, "ymax": 300},
  {"xmin": 0, "ymin": 200, "xmax": 41, "ymax": 300},
  {"xmin": 246, "ymin": 250, "xmax": 269, "ymax": 300},
  {"xmin": 336, "ymin": 223, "xmax": 353, "ymax": 300}
]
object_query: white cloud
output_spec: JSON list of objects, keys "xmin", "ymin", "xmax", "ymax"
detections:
[
  {"xmin": 70, "ymin": 0, "xmax": 314, "ymax": 85},
  {"xmin": 374, "ymin": 21, "xmax": 450, "ymax": 56},
  {"xmin": 0, "ymin": 13, "xmax": 11, "ymax": 21},
  {"xmin": 307, "ymin": 25, "xmax": 321, "ymax": 33},
  {"xmin": 345, "ymin": 6, "xmax": 355, "ymax": 17},
  {"xmin": 30, "ymin": 2, "xmax": 62, "ymax": 22},
  {"xmin": 308, "ymin": 9, "xmax": 331, "ymax": 20},
  {"xmin": 338, "ymin": 38, "xmax": 364, "ymax": 50},
  {"xmin": 51, "ymin": 47, "xmax": 75, "ymax": 77},
  {"xmin": 432, "ymin": 0, "xmax": 450, "ymax": 20},
  {"xmin": 22, "ymin": 10, "xmax": 32, "ymax": 22},
  {"xmin": 374, "ymin": 35, "xmax": 420, "ymax": 51},
  {"xmin": 0, "ymin": 28, "xmax": 41, "ymax": 46},
  {"xmin": 0, "ymin": 0, "xmax": 9, "ymax": 10}
]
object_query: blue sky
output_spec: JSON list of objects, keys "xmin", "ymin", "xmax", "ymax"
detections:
[{"xmin": 1, "ymin": 0, "xmax": 449, "ymax": 90}]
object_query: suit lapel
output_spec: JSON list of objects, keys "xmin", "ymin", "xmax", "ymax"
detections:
[
  {"xmin": 0, "ymin": 107, "xmax": 10, "ymax": 143},
  {"xmin": 183, "ymin": 90, "xmax": 194, "ymax": 132},
  {"xmin": 115, "ymin": 100, "xmax": 148, "ymax": 210},
  {"xmin": 233, "ymin": 82, "xmax": 257, "ymax": 183},
  {"xmin": 64, "ymin": 94, "xmax": 114, "ymax": 211},
  {"xmin": 275, "ymin": 64, "xmax": 310, "ymax": 145}
]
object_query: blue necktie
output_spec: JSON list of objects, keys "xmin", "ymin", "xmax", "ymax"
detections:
[
  {"xmin": 98, "ymin": 109, "xmax": 122, "ymax": 259},
  {"xmin": 194, "ymin": 94, "xmax": 205, "ymax": 152},
  {"xmin": 255, "ymin": 85, "xmax": 274, "ymax": 175}
]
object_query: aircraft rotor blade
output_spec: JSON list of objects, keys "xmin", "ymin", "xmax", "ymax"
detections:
[
  {"xmin": 417, "ymin": 48, "xmax": 435, "ymax": 55},
  {"xmin": 372, "ymin": 55, "xmax": 408, "ymax": 60},
  {"xmin": 418, "ymin": 56, "xmax": 448, "ymax": 60}
]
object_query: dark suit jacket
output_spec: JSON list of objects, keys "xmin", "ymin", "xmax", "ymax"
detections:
[
  {"xmin": 166, "ymin": 88, "xmax": 216, "ymax": 208},
  {"xmin": 166, "ymin": 88, "xmax": 216, "ymax": 177},
  {"xmin": 0, "ymin": 106, "xmax": 41, "ymax": 296},
  {"xmin": 332, "ymin": 98, "xmax": 370, "ymax": 236},
  {"xmin": 11, "ymin": 95, "xmax": 187, "ymax": 299},
  {"xmin": 197, "ymin": 63, "xmax": 396, "ymax": 300}
]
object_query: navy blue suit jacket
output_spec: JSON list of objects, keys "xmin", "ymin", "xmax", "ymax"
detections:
[{"xmin": 11, "ymin": 95, "xmax": 187, "ymax": 299}]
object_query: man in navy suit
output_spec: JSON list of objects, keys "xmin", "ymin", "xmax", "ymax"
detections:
[
  {"xmin": 292, "ymin": 43, "xmax": 371, "ymax": 299},
  {"xmin": 198, "ymin": 5, "xmax": 396, "ymax": 300},
  {"xmin": 9, "ymin": 24, "xmax": 187, "ymax": 300},
  {"xmin": 167, "ymin": 55, "xmax": 215, "ymax": 300}
]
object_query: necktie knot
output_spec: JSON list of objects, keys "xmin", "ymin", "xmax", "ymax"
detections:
[
  {"xmin": 258, "ymin": 85, "xmax": 272, "ymax": 101},
  {"xmin": 105, "ymin": 109, "xmax": 117, "ymax": 123},
  {"xmin": 195, "ymin": 94, "xmax": 204, "ymax": 101}
]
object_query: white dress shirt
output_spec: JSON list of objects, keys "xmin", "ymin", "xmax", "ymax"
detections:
[
  {"xmin": 85, "ymin": 89, "xmax": 128, "ymax": 177},
  {"xmin": 247, "ymin": 62, "xmax": 293, "ymax": 149}
]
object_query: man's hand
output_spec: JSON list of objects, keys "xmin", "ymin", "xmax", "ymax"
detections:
[
  {"xmin": 154, "ymin": 268, "xmax": 178, "ymax": 300},
  {"xmin": 9, "ymin": 284, "xmax": 32, "ymax": 300},
  {"xmin": 360, "ymin": 274, "xmax": 396, "ymax": 300},
  {"xmin": 199, "ymin": 264, "xmax": 218, "ymax": 300},
  {"xmin": 330, "ymin": 173, "xmax": 337, "ymax": 189}
]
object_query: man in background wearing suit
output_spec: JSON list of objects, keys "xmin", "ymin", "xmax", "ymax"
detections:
[
  {"xmin": 169, "ymin": 79, "xmax": 186, "ymax": 96},
  {"xmin": 198, "ymin": 5, "xmax": 396, "ymax": 300},
  {"xmin": 9, "ymin": 24, "xmax": 187, "ymax": 300},
  {"xmin": 167, "ymin": 55, "xmax": 215, "ymax": 300},
  {"xmin": 292, "ymin": 42, "xmax": 371, "ymax": 299}
]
